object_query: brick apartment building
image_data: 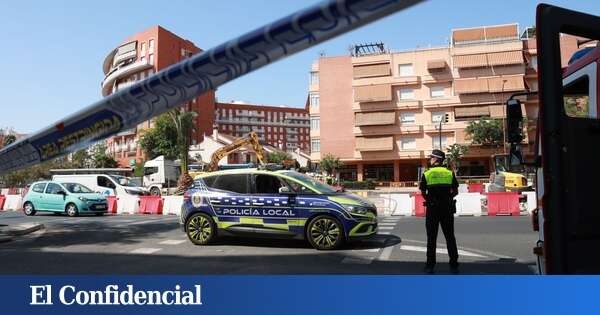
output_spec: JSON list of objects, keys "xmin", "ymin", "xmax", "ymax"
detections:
[
  {"xmin": 309, "ymin": 23, "xmax": 580, "ymax": 183},
  {"xmin": 102, "ymin": 26, "xmax": 308, "ymax": 167}
]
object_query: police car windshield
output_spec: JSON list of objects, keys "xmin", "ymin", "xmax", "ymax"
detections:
[
  {"xmin": 283, "ymin": 172, "xmax": 337, "ymax": 194},
  {"xmin": 62, "ymin": 183, "xmax": 93, "ymax": 194}
]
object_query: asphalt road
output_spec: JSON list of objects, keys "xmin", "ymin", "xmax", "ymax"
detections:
[{"xmin": 0, "ymin": 211, "xmax": 538, "ymax": 274}]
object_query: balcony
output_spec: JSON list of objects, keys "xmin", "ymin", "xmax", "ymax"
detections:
[
  {"xmin": 421, "ymin": 73, "xmax": 454, "ymax": 84},
  {"xmin": 355, "ymin": 136, "xmax": 394, "ymax": 152},
  {"xmin": 101, "ymin": 59, "xmax": 153, "ymax": 96},
  {"xmin": 354, "ymin": 150, "xmax": 425, "ymax": 160},
  {"xmin": 422, "ymin": 98, "xmax": 458, "ymax": 108},
  {"xmin": 115, "ymin": 128, "xmax": 136, "ymax": 136},
  {"xmin": 391, "ymin": 75, "xmax": 420, "ymax": 86}
]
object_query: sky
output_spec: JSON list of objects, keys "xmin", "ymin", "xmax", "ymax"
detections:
[{"xmin": 0, "ymin": 0, "xmax": 599, "ymax": 133}]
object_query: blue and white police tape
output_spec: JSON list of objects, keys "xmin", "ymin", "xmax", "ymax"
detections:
[{"xmin": 0, "ymin": 0, "xmax": 423, "ymax": 175}]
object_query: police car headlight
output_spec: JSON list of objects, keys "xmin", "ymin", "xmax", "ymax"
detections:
[
  {"xmin": 78, "ymin": 197, "xmax": 88, "ymax": 202},
  {"xmin": 343, "ymin": 204, "xmax": 369, "ymax": 215}
]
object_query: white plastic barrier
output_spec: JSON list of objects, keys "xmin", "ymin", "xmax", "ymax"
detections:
[
  {"xmin": 387, "ymin": 193, "xmax": 413, "ymax": 216},
  {"xmin": 523, "ymin": 191, "xmax": 537, "ymax": 214},
  {"xmin": 116, "ymin": 196, "xmax": 139, "ymax": 214},
  {"xmin": 484, "ymin": 183, "xmax": 491, "ymax": 193},
  {"xmin": 1, "ymin": 189, "xmax": 9, "ymax": 196},
  {"xmin": 163, "ymin": 196, "xmax": 184, "ymax": 216},
  {"xmin": 4, "ymin": 195, "xmax": 23, "ymax": 211},
  {"xmin": 458, "ymin": 184, "xmax": 469, "ymax": 193},
  {"xmin": 454, "ymin": 193, "xmax": 482, "ymax": 216}
]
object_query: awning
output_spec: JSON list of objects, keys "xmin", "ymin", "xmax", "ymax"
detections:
[
  {"xmin": 427, "ymin": 59, "xmax": 447, "ymax": 70},
  {"xmin": 353, "ymin": 63, "xmax": 391, "ymax": 78},
  {"xmin": 455, "ymin": 106, "xmax": 490, "ymax": 118},
  {"xmin": 454, "ymin": 78, "xmax": 488, "ymax": 94},
  {"xmin": 355, "ymin": 111, "xmax": 396, "ymax": 126},
  {"xmin": 355, "ymin": 136, "xmax": 394, "ymax": 152},
  {"xmin": 485, "ymin": 24, "xmax": 518, "ymax": 40},
  {"xmin": 489, "ymin": 104, "xmax": 505, "ymax": 118},
  {"xmin": 354, "ymin": 84, "xmax": 392, "ymax": 102},
  {"xmin": 487, "ymin": 51, "xmax": 524, "ymax": 66},
  {"xmin": 453, "ymin": 54, "xmax": 488, "ymax": 68},
  {"xmin": 487, "ymin": 76, "xmax": 525, "ymax": 92}
]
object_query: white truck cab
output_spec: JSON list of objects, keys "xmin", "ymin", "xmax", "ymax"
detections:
[
  {"xmin": 52, "ymin": 174, "xmax": 146, "ymax": 197},
  {"xmin": 143, "ymin": 156, "xmax": 181, "ymax": 196}
]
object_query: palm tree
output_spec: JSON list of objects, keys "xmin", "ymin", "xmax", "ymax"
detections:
[{"xmin": 168, "ymin": 108, "xmax": 198, "ymax": 194}]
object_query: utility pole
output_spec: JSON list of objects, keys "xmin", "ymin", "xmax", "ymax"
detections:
[{"xmin": 438, "ymin": 113, "xmax": 450, "ymax": 150}]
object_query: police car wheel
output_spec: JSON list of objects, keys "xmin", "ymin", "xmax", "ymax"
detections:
[
  {"xmin": 186, "ymin": 213, "xmax": 216, "ymax": 245},
  {"xmin": 307, "ymin": 215, "xmax": 344, "ymax": 250}
]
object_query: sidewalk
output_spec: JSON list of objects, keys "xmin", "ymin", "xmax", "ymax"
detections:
[{"xmin": 0, "ymin": 223, "xmax": 44, "ymax": 243}]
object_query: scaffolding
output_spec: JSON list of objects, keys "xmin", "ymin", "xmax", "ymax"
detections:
[{"xmin": 350, "ymin": 42, "xmax": 387, "ymax": 57}]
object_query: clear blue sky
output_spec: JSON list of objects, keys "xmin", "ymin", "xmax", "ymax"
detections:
[{"xmin": 1, "ymin": 0, "xmax": 599, "ymax": 133}]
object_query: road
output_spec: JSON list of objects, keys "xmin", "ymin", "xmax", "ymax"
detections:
[{"xmin": 0, "ymin": 211, "xmax": 537, "ymax": 274}]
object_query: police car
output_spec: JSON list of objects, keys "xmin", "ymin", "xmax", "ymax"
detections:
[{"xmin": 180, "ymin": 169, "xmax": 378, "ymax": 250}]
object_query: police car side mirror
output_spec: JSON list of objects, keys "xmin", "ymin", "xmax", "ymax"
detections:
[{"xmin": 278, "ymin": 187, "xmax": 293, "ymax": 194}]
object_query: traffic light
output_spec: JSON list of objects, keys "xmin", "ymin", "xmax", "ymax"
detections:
[{"xmin": 444, "ymin": 113, "xmax": 450, "ymax": 123}]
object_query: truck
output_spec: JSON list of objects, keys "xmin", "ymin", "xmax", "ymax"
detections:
[
  {"xmin": 143, "ymin": 156, "xmax": 181, "ymax": 196},
  {"xmin": 506, "ymin": 4, "xmax": 600, "ymax": 274}
]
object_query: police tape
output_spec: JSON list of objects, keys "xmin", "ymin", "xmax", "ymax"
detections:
[{"xmin": 0, "ymin": 0, "xmax": 423, "ymax": 175}]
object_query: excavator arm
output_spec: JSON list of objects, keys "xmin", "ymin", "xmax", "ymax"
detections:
[{"xmin": 207, "ymin": 132, "xmax": 265, "ymax": 171}]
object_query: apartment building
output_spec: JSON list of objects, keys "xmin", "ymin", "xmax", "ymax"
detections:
[
  {"xmin": 310, "ymin": 24, "xmax": 580, "ymax": 183},
  {"xmin": 102, "ymin": 26, "xmax": 216, "ymax": 167},
  {"xmin": 215, "ymin": 102, "xmax": 310, "ymax": 152}
]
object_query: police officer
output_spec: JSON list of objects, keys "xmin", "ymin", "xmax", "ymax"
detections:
[{"xmin": 419, "ymin": 149, "xmax": 459, "ymax": 274}]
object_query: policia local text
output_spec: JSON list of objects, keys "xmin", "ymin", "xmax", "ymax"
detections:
[{"xmin": 30, "ymin": 284, "xmax": 202, "ymax": 306}]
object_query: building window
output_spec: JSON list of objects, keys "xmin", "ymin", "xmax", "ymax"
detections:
[
  {"xmin": 149, "ymin": 39, "xmax": 155, "ymax": 53},
  {"xmin": 149, "ymin": 54, "xmax": 154, "ymax": 65},
  {"xmin": 399, "ymin": 88, "xmax": 415, "ymax": 100},
  {"xmin": 398, "ymin": 63, "xmax": 414, "ymax": 77},
  {"xmin": 310, "ymin": 92, "xmax": 320, "ymax": 108},
  {"xmin": 401, "ymin": 137, "xmax": 416, "ymax": 150},
  {"xmin": 310, "ymin": 117, "xmax": 320, "ymax": 130},
  {"xmin": 140, "ymin": 42, "xmax": 146, "ymax": 55},
  {"xmin": 430, "ymin": 86, "xmax": 445, "ymax": 98},
  {"xmin": 310, "ymin": 71, "xmax": 319, "ymax": 85},
  {"xmin": 400, "ymin": 112, "xmax": 416, "ymax": 124},
  {"xmin": 311, "ymin": 139, "xmax": 320, "ymax": 152},
  {"xmin": 432, "ymin": 135, "xmax": 448, "ymax": 150},
  {"xmin": 431, "ymin": 112, "xmax": 447, "ymax": 123},
  {"xmin": 140, "ymin": 55, "xmax": 145, "ymax": 63}
]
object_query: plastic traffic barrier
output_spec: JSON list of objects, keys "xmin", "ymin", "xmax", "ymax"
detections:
[
  {"xmin": 106, "ymin": 196, "xmax": 117, "ymax": 214},
  {"xmin": 454, "ymin": 193, "xmax": 482, "ymax": 216},
  {"xmin": 162, "ymin": 196, "xmax": 184, "ymax": 216},
  {"xmin": 522, "ymin": 191, "xmax": 537, "ymax": 214},
  {"xmin": 4, "ymin": 195, "xmax": 23, "ymax": 211},
  {"xmin": 413, "ymin": 192, "xmax": 426, "ymax": 217},
  {"xmin": 467, "ymin": 183, "xmax": 484, "ymax": 194},
  {"xmin": 0, "ymin": 195, "xmax": 5, "ymax": 210},
  {"xmin": 138, "ymin": 196, "xmax": 163, "ymax": 215},
  {"xmin": 116, "ymin": 195, "xmax": 140, "ymax": 215},
  {"xmin": 388, "ymin": 193, "xmax": 412, "ymax": 216},
  {"xmin": 486, "ymin": 192, "xmax": 520, "ymax": 216},
  {"xmin": 458, "ymin": 184, "xmax": 468, "ymax": 193},
  {"xmin": 0, "ymin": 189, "xmax": 8, "ymax": 196}
]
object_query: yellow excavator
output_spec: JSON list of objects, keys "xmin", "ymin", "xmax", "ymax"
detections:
[
  {"xmin": 489, "ymin": 153, "xmax": 532, "ymax": 192},
  {"xmin": 206, "ymin": 131, "xmax": 266, "ymax": 172}
]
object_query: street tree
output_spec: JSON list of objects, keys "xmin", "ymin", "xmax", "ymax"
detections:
[
  {"xmin": 90, "ymin": 143, "xmax": 118, "ymax": 168},
  {"xmin": 444, "ymin": 144, "xmax": 469, "ymax": 174},
  {"xmin": 320, "ymin": 153, "xmax": 343, "ymax": 177},
  {"xmin": 266, "ymin": 151, "xmax": 293, "ymax": 164},
  {"xmin": 465, "ymin": 118, "xmax": 504, "ymax": 146},
  {"xmin": 138, "ymin": 114, "xmax": 179, "ymax": 160}
]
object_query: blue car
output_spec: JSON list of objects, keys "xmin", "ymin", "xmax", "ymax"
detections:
[{"xmin": 181, "ymin": 169, "xmax": 377, "ymax": 250}]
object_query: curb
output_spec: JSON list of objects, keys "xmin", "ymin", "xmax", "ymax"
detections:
[
  {"xmin": 0, "ymin": 236, "xmax": 13, "ymax": 243},
  {"xmin": 5, "ymin": 223, "xmax": 45, "ymax": 236}
]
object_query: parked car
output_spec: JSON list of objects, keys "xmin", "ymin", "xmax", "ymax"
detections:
[
  {"xmin": 180, "ymin": 168, "xmax": 378, "ymax": 250},
  {"xmin": 22, "ymin": 181, "xmax": 108, "ymax": 216},
  {"xmin": 51, "ymin": 174, "xmax": 146, "ymax": 197}
]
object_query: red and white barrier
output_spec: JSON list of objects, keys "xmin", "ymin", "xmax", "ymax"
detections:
[
  {"xmin": 413, "ymin": 192, "xmax": 426, "ymax": 217},
  {"xmin": 522, "ymin": 191, "xmax": 537, "ymax": 214},
  {"xmin": 486, "ymin": 192, "xmax": 520, "ymax": 216},
  {"xmin": 4, "ymin": 195, "xmax": 23, "ymax": 211},
  {"xmin": 387, "ymin": 194, "xmax": 412, "ymax": 216},
  {"xmin": 0, "ymin": 189, "xmax": 9, "ymax": 196},
  {"xmin": 138, "ymin": 196, "xmax": 163, "ymax": 215},
  {"xmin": 162, "ymin": 196, "xmax": 183, "ymax": 216},
  {"xmin": 454, "ymin": 193, "xmax": 482, "ymax": 216},
  {"xmin": 106, "ymin": 196, "xmax": 118, "ymax": 214},
  {"xmin": 116, "ymin": 195, "xmax": 139, "ymax": 214},
  {"xmin": 0, "ymin": 195, "xmax": 6, "ymax": 210}
]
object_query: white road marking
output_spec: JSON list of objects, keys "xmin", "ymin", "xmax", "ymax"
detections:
[
  {"xmin": 378, "ymin": 226, "xmax": 394, "ymax": 230},
  {"xmin": 378, "ymin": 232, "xmax": 392, "ymax": 235},
  {"xmin": 341, "ymin": 256, "xmax": 373, "ymax": 265},
  {"xmin": 352, "ymin": 248, "xmax": 380, "ymax": 253},
  {"xmin": 159, "ymin": 240, "xmax": 186, "ymax": 245},
  {"xmin": 398, "ymin": 245, "xmax": 486, "ymax": 258},
  {"xmin": 378, "ymin": 246, "xmax": 395, "ymax": 261},
  {"xmin": 115, "ymin": 218, "xmax": 174, "ymax": 228},
  {"xmin": 378, "ymin": 223, "xmax": 396, "ymax": 226},
  {"xmin": 130, "ymin": 248, "xmax": 162, "ymax": 254}
]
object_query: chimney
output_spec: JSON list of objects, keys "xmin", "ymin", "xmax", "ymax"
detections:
[{"xmin": 212, "ymin": 124, "xmax": 218, "ymax": 141}]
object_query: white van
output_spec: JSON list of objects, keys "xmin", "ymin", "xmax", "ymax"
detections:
[{"xmin": 52, "ymin": 174, "xmax": 146, "ymax": 197}]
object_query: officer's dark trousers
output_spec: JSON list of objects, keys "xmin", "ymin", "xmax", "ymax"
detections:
[{"xmin": 425, "ymin": 207, "xmax": 459, "ymax": 267}]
